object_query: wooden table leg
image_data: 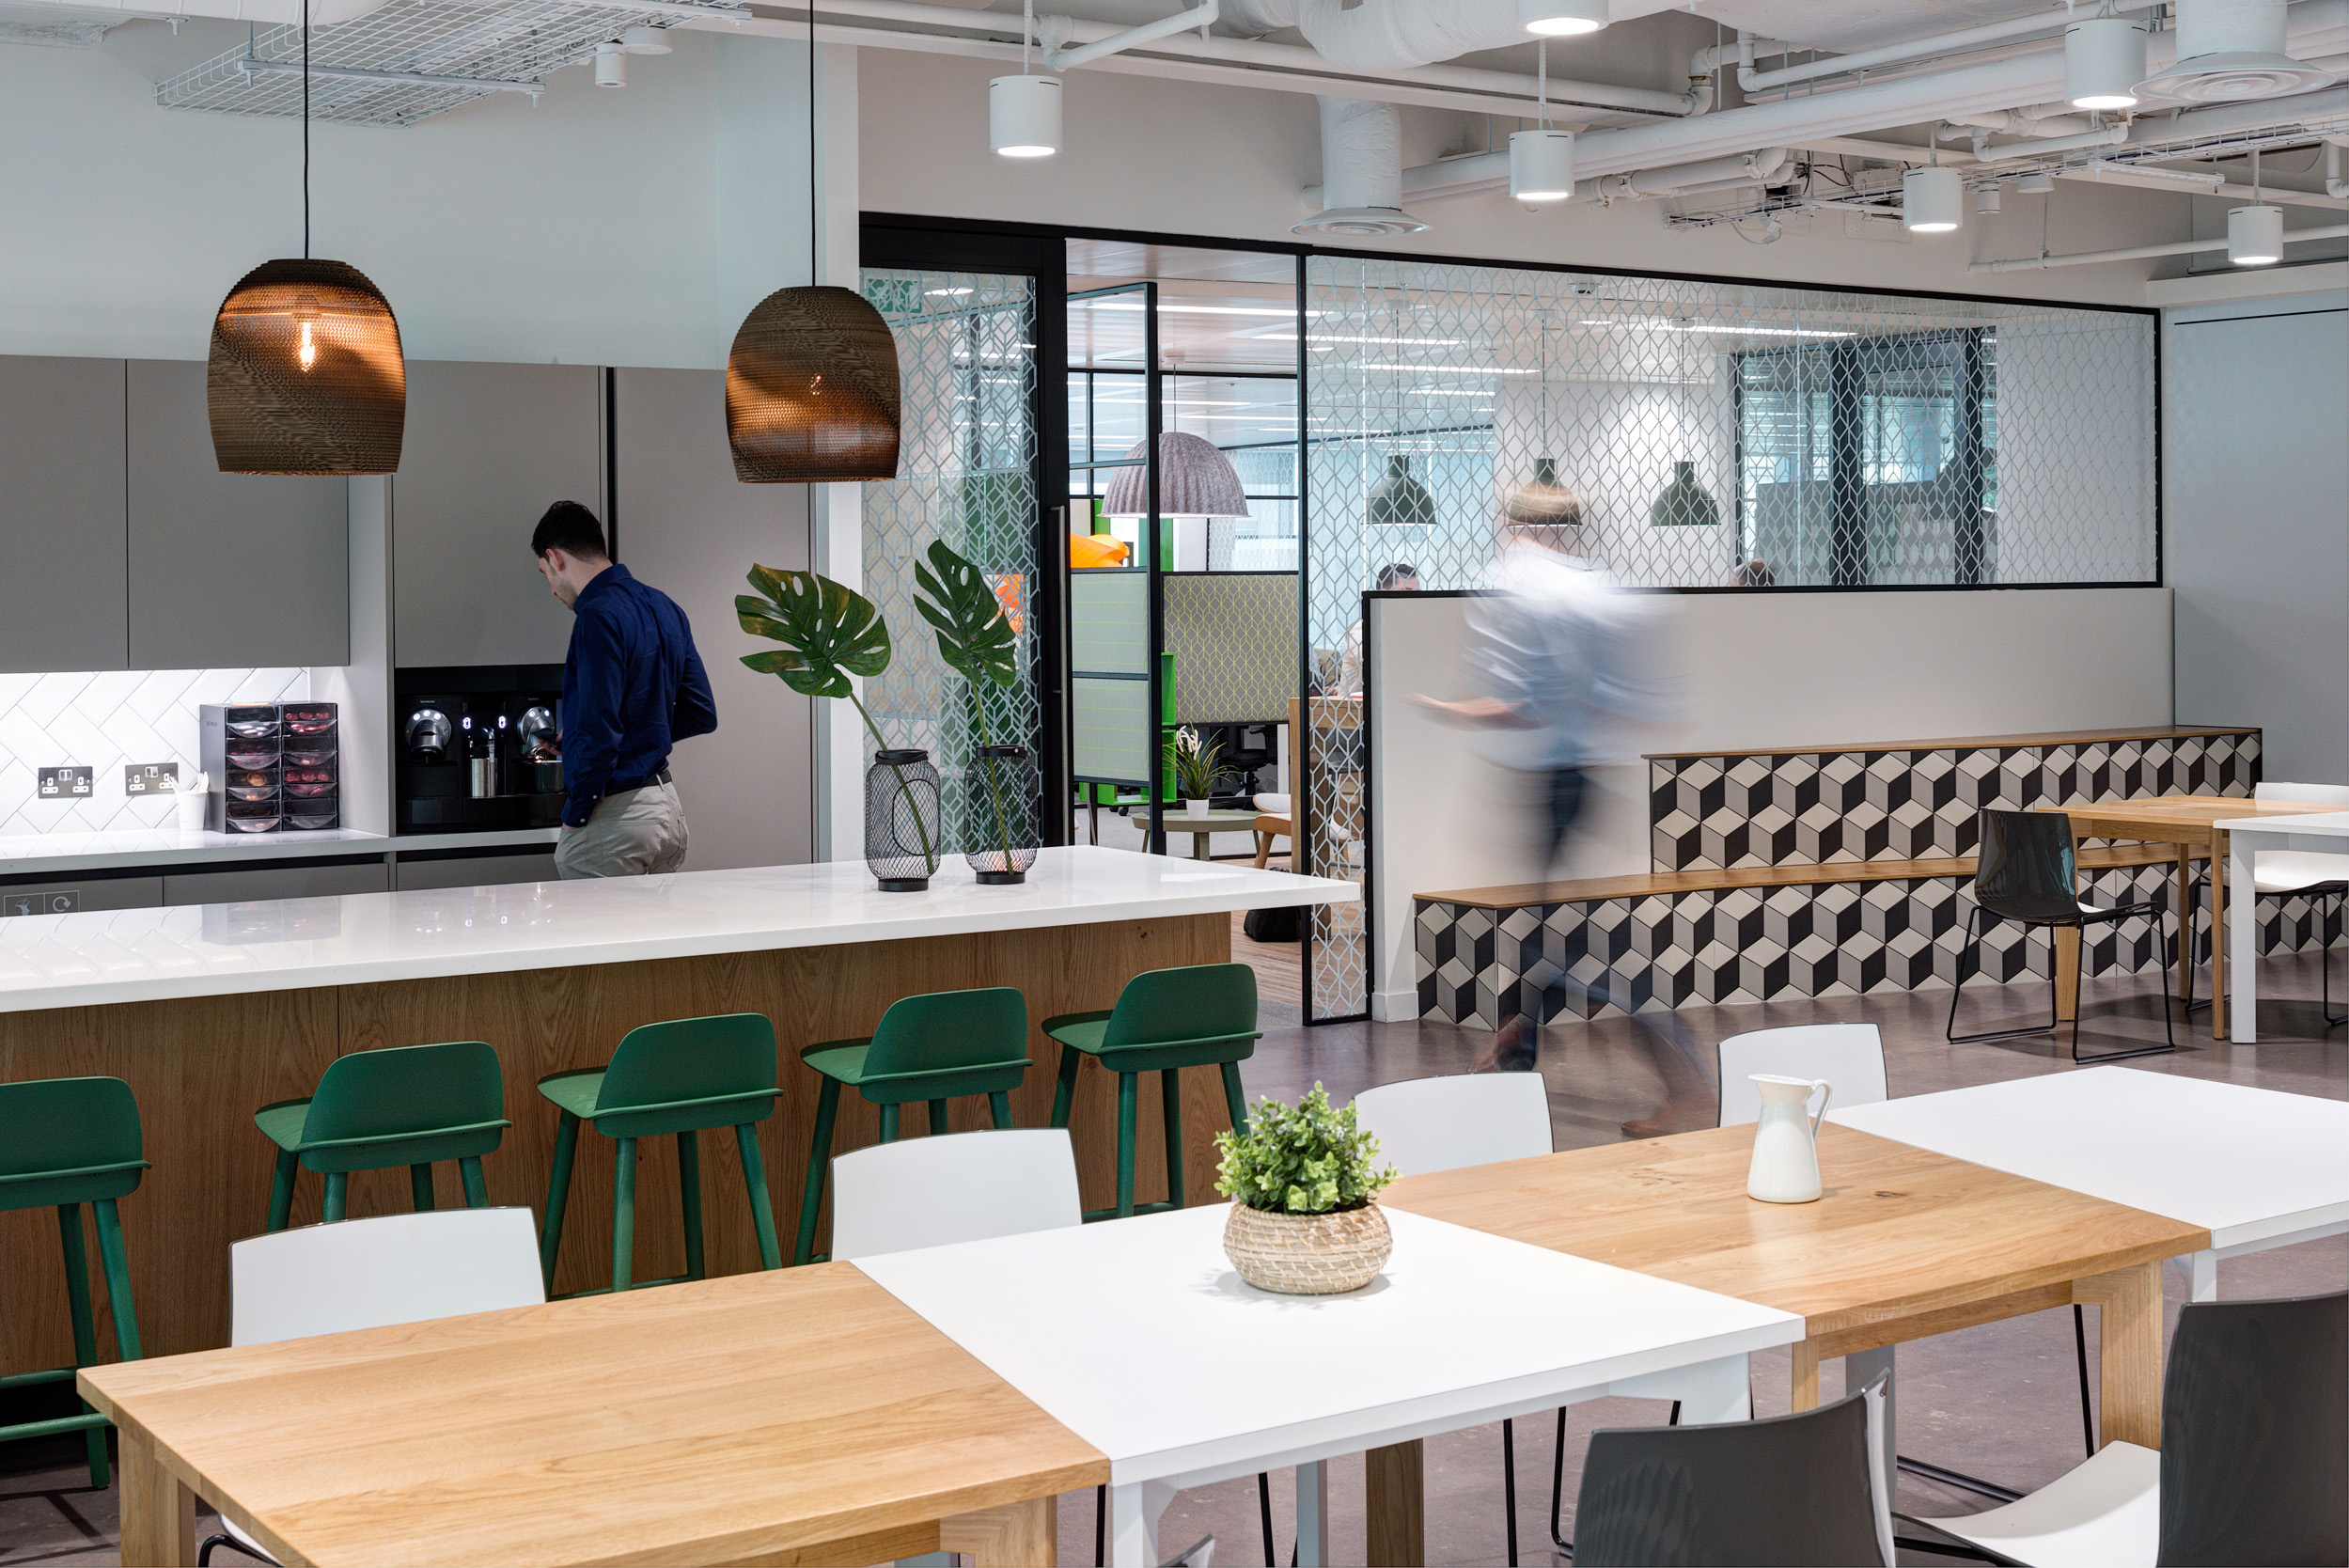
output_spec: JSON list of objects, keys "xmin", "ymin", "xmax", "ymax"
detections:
[
  {"xmin": 2208, "ymin": 830, "xmax": 2228, "ymax": 1039},
  {"xmin": 1366, "ymin": 1439, "xmax": 1425, "ymax": 1568},
  {"xmin": 942, "ymin": 1496, "xmax": 1057, "ymax": 1568},
  {"xmin": 2075, "ymin": 1261, "xmax": 2163, "ymax": 1450},
  {"xmin": 2053, "ymin": 927, "xmax": 2081, "ymax": 1023},
  {"xmin": 2174, "ymin": 844, "xmax": 2196, "ymax": 1004},
  {"xmin": 1790, "ymin": 1340, "xmax": 1822, "ymax": 1412},
  {"xmin": 117, "ymin": 1429, "xmax": 196, "ymax": 1568}
]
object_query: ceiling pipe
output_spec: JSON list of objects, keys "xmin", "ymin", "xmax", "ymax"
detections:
[
  {"xmin": 1711, "ymin": 5, "xmax": 2165, "ymax": 97},
  {"xmin": 1942, "ymin": 108, "xmax": 2103, "ymax": 136},
  {"xmin": 1969, "ymin": 218, "xmax": 2349, "ymax": 267},
  {"xmin": 1047, "ymin": 0, "xmax": 1216, "ymax": 71},
  {"xmin": 1943, "ymin": 119, "xmax": 2133, "ymax": 154},
  {"xmin": 1321, "ymin": 143, "xmax": 1787, "ymax": 206},
  {"xmin": 2330, "ymin": 136, "xmax": 2349, "ymax": 193}
]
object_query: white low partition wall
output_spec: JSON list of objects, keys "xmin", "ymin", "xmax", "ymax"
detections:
[{"xmin": 1366, "ymin": 586, "xmax": 2174, "ymax": 1020}]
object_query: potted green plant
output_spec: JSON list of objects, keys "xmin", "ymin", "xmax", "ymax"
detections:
[
  {"xmin": 912, "ymin": 541, "xmax": 1033, "ymax": 883},
  {"xmin": 1166, "ymin": 725, "xmax": 1227, "ymax": 821},
  {"xmin": 736, "ymin": 564, "xmax": 940, "ymax": 889},
  {"xmin": 1215, "ymin": 1083, "xmax": 1397, "ymax": 1294}
]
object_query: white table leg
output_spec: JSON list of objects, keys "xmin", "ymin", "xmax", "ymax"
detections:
[
  {"xmin": 2231, "ymin": 830, "xmax": 2262, "ymax": 1042},
  {"xmin": 1294, "ymin": 1460, "xmax": 1329, "ymax": 1568},
  {"xmin": 2188, "ymin": 1248, "xmax": 2218, "ymax": 1302},
  {"xmin": 1607, "ymin": 1352, "xmax": 1752, "ymax": 1425},
  {"xmin": 1845, "ymin": 1344, "xmax": 1897, "ymax": 1492},
  {"xmin": 1108, "ymin": 1480, "xmax": 1176, "ymax": 1568}
]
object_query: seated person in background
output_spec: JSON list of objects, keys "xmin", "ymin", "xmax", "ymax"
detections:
[{"xmin": 1341, "ymin": 562, "xmax": 1421, "ymax": 694}]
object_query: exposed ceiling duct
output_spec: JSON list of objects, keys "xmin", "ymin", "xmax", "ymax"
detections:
[
  {"xmin": 1293, "ymin": 95, "xmax": 1430, "ymax": 235},
  {"xmin": 2140, "ymin": 0, "xmax": 2336, "ymax": 101}
]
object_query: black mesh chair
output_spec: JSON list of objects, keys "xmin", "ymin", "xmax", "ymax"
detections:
[
  {"xmin": 1906, "ymin": 1289, "xmax": 2347, "ymax": 1567},
  {"xmin": 1571, "ymin": 1379, "xmax": 1892, "ymax": 1567},
  {"xmin": 1947, "ymin": 810, "xmax": 2177, "ymax": 1063}
]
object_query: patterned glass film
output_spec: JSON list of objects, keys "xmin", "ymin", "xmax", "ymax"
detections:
[
  {"xmin": 861, "ymin": 269, "xmax": 1042, "ymax": 865},
  {"xmin": 1300, "ymin": 253, "xmax": 2156, "ymax": 1019}
]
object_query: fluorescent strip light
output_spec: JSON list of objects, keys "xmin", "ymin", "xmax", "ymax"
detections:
[
  {"xmin": 1361, "ymin": 363, "xmax": 1542, "ymax": 375},
  {"xmin": 1256, "ymin": 334, "xmax": 1466, "ymax": 346},
  {"xmin": 1084, "ymin": 302, "xmax": 1315, "ymax": 318},
  {"xmin": 1576, "ymin": 319, "xmax": 1853, "ymax": 338}
]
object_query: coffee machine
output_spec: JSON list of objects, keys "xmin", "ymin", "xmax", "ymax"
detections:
[{"xmin": 395, "ymin": 665, "xmax": 565, "ymax": 833}]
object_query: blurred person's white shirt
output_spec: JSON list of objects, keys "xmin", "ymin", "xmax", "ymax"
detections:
[{"xmin": 1464, "ymin": 539, "xmax": 1650, "ymax": 772}]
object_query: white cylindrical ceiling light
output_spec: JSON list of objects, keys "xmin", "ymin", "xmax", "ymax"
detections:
[
  {"xmin": 2228, "ymin": 203, "xmax": 2284, "ymax": 263},
  {"xmin": 593, "ymin": 41, "xmax": 625, "ymax": 86},
  {"xmin": 990, "ymin": 73, "xmax": 1061, "ymax": 158},
  {"xmin": 1510, "ymin": 130, "xmax": 1575, "ymax": 201},
  {"xmin": 1903, "ymin": 165, "xmax": 1964, "ymax": 232},
  {"xmin": 1519, "ymin": 0, "xmax": 1607, "ymax": 36},
  {"xmin": 2065, "ymin": 15, "xmax": 2146, "ymax": 109}
]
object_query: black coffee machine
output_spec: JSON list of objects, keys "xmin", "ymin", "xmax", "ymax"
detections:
[{"xmin": 395, "ymin": 665, "xmax": 566, "ymax": 833}]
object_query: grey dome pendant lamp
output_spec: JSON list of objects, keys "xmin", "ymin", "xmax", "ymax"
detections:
[
  {"xmin": 1366, "ymin": 454, "xmax": 1436, "ymax": 528},
  {"xmin": 725, "ymin": 3, "xmax": 900, "ymax": 483},
  {"xmin": 1101, "ymin": 431, "xmax": 1251, "ymax": 520},
  {"xmin": 206, "ymin": 0, "xmax": 406, "ymax": 476}
]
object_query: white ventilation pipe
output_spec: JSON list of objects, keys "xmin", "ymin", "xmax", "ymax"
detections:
[
  {"xmin": 1942, "ymin": 109, "xmax": 2103, "ymax": 137},
  {"xmin": 1717, "ymin": 5, "xmax": 2164, "ymax": 96},
  {"xmin": 1326, "ymin": 144, "xmax": 1787, "ymax": 206},
  {"xmin": 1969, "ymin": 219, "xmax": 2349, "ymax": 269},
  {"xmin": 1941, "ymin": 118, "xmax": 2131, "ymax": 154},
  {"xmin": 1295, "ymin": 96, "xmax": 1430, "ymax": 233},
  {"xmin": 2329, "ymin": 137, "xmax": 2349, "ymax": 196}
]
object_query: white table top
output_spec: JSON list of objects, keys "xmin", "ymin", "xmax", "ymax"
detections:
[
  {"xmin": 855, "ymin": 1203, "xmax": 1801, "ymax": 1488},
  {"xmin": 1829, "ymin": 1067, "xmax": 2349, "ymax": 1253},
  {"xmin": 2216, "ymin": 809, "xmax": 2349, "ymax": 840},
  {"xmin": 0, "ymin": 846, "xmax": 1355, "ymax": 1015},
  {"xmin": 0, "ymin": 825, "xmax": 561, "ymax": 877}
]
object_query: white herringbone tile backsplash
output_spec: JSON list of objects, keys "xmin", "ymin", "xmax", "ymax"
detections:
[{"xmin": 0, "ymin": 668, "xmax": 309, "ymax": 838}]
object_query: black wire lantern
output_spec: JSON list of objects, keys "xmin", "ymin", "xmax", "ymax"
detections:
[
  {"xmin": 963, "ymin": 744, "xmax": 1040, "ymax": 886},
  {"xmin": 866, "ymin": 749, "xmax": 942, "ymax": 892}
]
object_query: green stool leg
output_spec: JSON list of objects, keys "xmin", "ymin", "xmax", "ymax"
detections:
[
  {"xmin": 1220, "ymin": 1061, "xmax": 1251, "ymax": 1137},
  {"xmin": 266, "ymin": 1150, "xmax": 298, "ymax": 1233},
  {"xmin": 410, "ymin": 1163, "xmax": 436, "ymax": 1213},
  {"xmin": 459, "ymin": 1155, "xmax": 488, "ymax": 1208},
  {"xmin": 1161, "ymin": 1068, "xmax": 1184, "ymax": 1211},
  {"xmin": 677, "ymin": 1130, "xmax": 705, "ymax": 1282},
  {"xmin": 794, "ymin": 1078, "xmax": 840, "ymax": 1266},
  {"xmin": 322, "ymin": 1172, "xmax": 348, "ymax": 1224},
  {"xmin": 928, "ymin": 1099, "xmax": 950, "ymax": 1137},
  {"xmin": 736, "ymin": 1123, "xmax": 782, "ymax": 1271},
  {"xmin": 611, "ymin": 1137, "xmax": 637, "ymax": 1294},
  {"xmin": 541, "ymin": 1110, "xmax": 580, "ymax": 1290},
  {"xmin": 989, "ymin": 1090, "xmax": 1014, "ymax": 1130},
  {"xmin": 879, "ymin": 1103, "xmax": 901, "ymax": 1143},
  {"xmin": 1049, "ymin": 1045, "xmax": 1083, "ymax": 1129},
  {"xmin": 1115, "ymin": 1072, "xmax": 1138, "ymax": 1218},
  {"xmin": 56, "ymin": 1203, "xmax": 107, "ymax": 1488},
  {"xmin": 92, "ymin": 1198, "xmax": 140, "ymax": 1361}
]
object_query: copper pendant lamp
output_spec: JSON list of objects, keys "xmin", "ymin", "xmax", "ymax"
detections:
[
  {"xmin": 725, "ymin": 4, "xmax": 900, "ymax": 483},
  {"xmin": 206, "ymin": 8, "xmax": 404, "ymax": 475}
]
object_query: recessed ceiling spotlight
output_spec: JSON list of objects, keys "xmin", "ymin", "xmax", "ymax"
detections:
[
  {"xmin": 1519, "ymin": 0, "xmax": 1608, "ymax": 36},
  {"xmin": 2065, "ymin": 13, "xmax": 2145, "ymax": 109}
]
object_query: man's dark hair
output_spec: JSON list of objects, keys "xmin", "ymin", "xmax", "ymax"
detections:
[
  {"xmin": 1375, "ymin": 562, "xmax": 1419, "ymax": 590},
  {"xmin": 533, "ymin": 500, "xmax": 608, "ymax": 561}
]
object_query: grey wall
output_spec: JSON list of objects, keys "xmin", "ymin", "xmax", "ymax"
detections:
[
  {"xmin": 2165, "ymin": 290, "xmax": 2349, "ymax": 785},
  {"xmin": 613, "ymin": 368, "xmax": 815, "ymax": 870}
]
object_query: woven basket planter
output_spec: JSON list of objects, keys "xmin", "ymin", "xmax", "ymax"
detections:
[{"xmin": 1222, "ymin": 1200, "xmax": 1392, "ymax": 1295}]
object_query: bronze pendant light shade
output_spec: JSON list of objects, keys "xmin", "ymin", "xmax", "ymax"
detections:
[
  {"xmin": 208, "ymin": 258, "xmax": 406, "ymax": 475},
  {"xmin": 724, "ymin": 284, "xmax": 902, "ymax": 483}
]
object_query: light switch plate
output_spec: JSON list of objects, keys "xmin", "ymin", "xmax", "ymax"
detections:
[
  {"xmin": 124, "ymin": 762, "xmax": 181, "ymax": 796},
  {"xmin": 38, "ymin": 766, "xmax": 94, "ymax": 799}
]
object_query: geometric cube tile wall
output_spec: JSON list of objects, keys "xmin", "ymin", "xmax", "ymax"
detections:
[
  {"xmin": 1651, "ymin": 729, "xmax": 2261, "ymax": 871},
  {"xmin": 1415, "ymin": 869, "xmax": 2339, "ymax": 1029}
]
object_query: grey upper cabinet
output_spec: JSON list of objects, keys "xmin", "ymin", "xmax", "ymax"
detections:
[
  {"xmin": 393, "ymin": 361, "xmax": 601, "ymax": 667},
  {"xmin": 127, "ymin": 360, "xmax": 350, "ymax": 669},
  {"xmin": 0, "ymin": 355, "xmax": 128, "ymax": 673}
]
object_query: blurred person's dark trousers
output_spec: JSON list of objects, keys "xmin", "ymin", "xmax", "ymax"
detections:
[{"xmin": 1509, "ymin": 764, "xmax": 1618, "ymax": 1040}]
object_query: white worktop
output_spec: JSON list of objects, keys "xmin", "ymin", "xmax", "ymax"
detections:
[
  {"xmin": 0, "ymin": 846, "xmax": 1355, "ymax": 1014},
  {"xmin": 0, "ymin": 826, "xmax": 562, "ymax": 878}
]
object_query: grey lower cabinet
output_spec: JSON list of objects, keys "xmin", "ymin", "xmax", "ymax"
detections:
[
  {"xmin": 392, "ymin": 847, "xmax": 558, "ymax": 890},
  {"xmin": 127, "ymin": 360, "xmax": 351, "ymax": 669},
  {"xmin": 393, "ymin": 361, "xmax": 602, "ymax": 667},
  {"xmin": 163, "ymin": 858, "xmax": 390, "ymax": 905},
  {"xmin": 0, "ymin": 355, "xmax": 129, "ymax": 673}
]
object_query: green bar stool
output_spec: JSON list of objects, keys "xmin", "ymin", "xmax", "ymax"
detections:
[
  {"xmin": 257, "ymin": 1041, "xmax": 510, "ymax": 1231},
  {"xmin": 793, "ymin": 987, "xmax": 1032, "ymax": 1265},
  {"xmin": 0, "ymin": 1075, "xmax": 148, "ymax": 1488},
  {"xmin": 1043, "ymin": 963, "xmax": 1260, "ymax": 1221},
  {"xmin": 538, "ymin": 1012, "xmax": 783, "ymax": 1296}
]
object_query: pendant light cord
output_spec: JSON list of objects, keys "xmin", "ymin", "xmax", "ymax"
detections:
[
  {"xmin": 807, "ymin": 0, "xmax": 816, "ymax": 283},
  {"xmin": 302, "ymin": 0, "xmax": 310, "ymax": 258}
]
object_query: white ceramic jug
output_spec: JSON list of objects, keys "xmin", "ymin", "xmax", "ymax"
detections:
[{"xmin": 1746, "ymin": 1074, "xmax": 1832, "ymax": 1203}]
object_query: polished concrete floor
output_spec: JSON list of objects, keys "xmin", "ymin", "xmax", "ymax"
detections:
[{"xmin": 2, "ymin": 951, "xmax": 2341, "ymax": 1568}]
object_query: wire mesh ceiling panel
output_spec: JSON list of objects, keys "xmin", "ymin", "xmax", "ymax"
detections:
[
  {"xmin": 863, "ymin": 269, "xmax": 1042, "ymax": 864},
  {"xmin": 1298, "ymin": 253, "xmax": 2155, "ymax": 1017}
]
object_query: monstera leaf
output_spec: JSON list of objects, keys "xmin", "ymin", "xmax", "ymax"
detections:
[
  {"xmin": 736, "ymin": 565, "xmax": 891, "ymax": 699},
  {"xmin": 912, "ymin": 541, "xmax": 1017, "ymax": 689}
]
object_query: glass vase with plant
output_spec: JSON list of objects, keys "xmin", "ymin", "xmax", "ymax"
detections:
[
  {"xmin": 1214, "ymin": 1083, "xmax": 1397, "ymax": 1294},
  {"xmin": 1166, "ymin": 725, "xmax": 1227, "ymax": 819},
  {"xmin": 912, "ymin": 541, "xmax": 1034, "ymax": 883},
  {"xmin": 736, "ymin": 563, "xmax": 939, "ymax": 888}
]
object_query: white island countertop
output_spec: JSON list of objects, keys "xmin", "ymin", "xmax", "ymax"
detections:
[
  {"xmin": 0, "ymin": 846, "xmax": 1355, "ymax": 1014},
  {"xmin": 0, "ymin": 825, "xmax": 562, "ymax": 878}
]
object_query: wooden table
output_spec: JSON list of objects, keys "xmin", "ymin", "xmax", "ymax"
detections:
[
  {"xmin": 1383, "ymin": 1123, "xmax": 2209, "ymax": 1452},
  {"xmin": 2048, "ymin": 796, "xmax": 2336, "ymax": 1038},
  {"xmin": 82, "ymin": 1262, "xmax": 1103, "ymax": 1568}
]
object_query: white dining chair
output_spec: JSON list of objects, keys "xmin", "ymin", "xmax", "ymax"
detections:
[
  {"xmin": 1715, "ymin": 1024, "xmax": 1888, "ymax": 1126},
  {"xmin": 2192, "ymin": 781, "xmax": 2349, "ymax": 1026},
  {"xmin": 200, "ymin": 1208, "xmax": 546, "ymax": 1565},
  {"xmin": 827, "ymin": 1128, "xmax": 1082, "ymax": 1261}
]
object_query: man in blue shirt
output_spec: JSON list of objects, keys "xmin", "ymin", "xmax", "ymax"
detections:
[{"xmin": 531, "ymin": 500, "xmax": 717, "ymax": 878}]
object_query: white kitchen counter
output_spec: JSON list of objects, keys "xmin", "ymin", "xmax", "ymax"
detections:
[
  {"xmin": 0, "ymin": 845, "xmax": 1354, "ymax": 1014},
  {"xmin": 0, "ymin": 825, "xmax": 561, "ymax": 878}
]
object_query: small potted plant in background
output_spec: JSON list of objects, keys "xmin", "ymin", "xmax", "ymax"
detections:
[
  {"xmin": 1167, "ymin": 725, "xmax": 1227, "ymax": 821},
  {"xmin": 1216, "ymin": 1084, "xmax": 1397, "ymax": 1294}
]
